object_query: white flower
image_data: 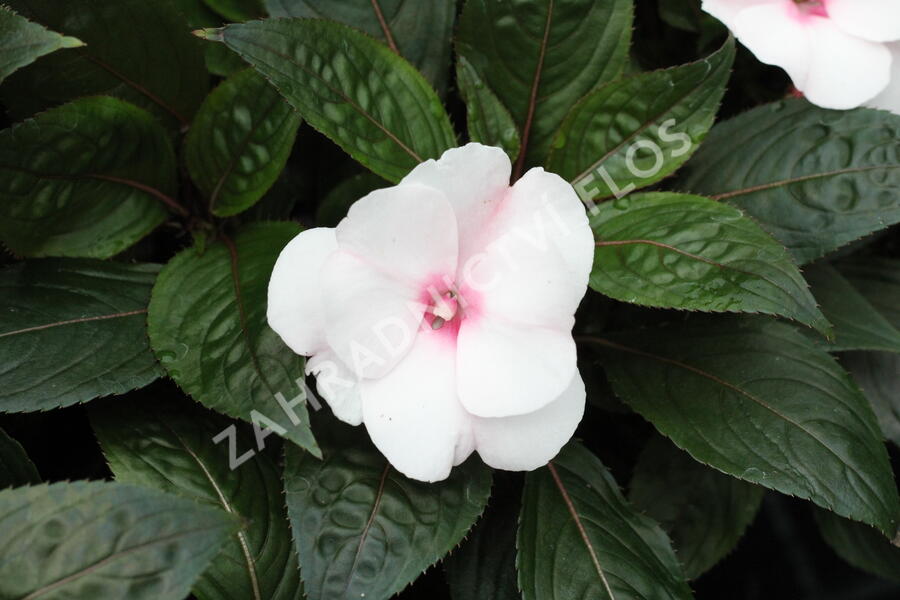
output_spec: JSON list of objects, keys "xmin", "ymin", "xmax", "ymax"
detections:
[
  {"xmin": 702, "ymin": 0, "xmax": 900, "ymax": 112},
  {"xmin": 267, "ymin": 143, "xmax": 593, "ymax": 482}
]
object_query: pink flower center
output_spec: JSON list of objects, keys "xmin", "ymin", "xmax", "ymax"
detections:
[
  {"xmin": 419, "ymin": 277, "xmax": 479, "ymax": 343},
  {"xmin": 793, "ymin": 0, "xmax": 828, "ymax": 18}
]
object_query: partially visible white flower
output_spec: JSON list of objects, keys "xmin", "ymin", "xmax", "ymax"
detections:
[
  {"xmin": 267, "ymin": 143, "xmax": 593, "ymax": 482},
  {"xmin": 702, "ymin": 0, "xmax": 900, "ymax": 112}
]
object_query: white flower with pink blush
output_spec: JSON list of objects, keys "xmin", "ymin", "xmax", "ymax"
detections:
[
  {"xmin": 701, "ymin": 0, "xmax": 900, "ymax": 112},
  {"xmin": 267, "ymin": 143, "xmax": 593, "ymax": 482}
]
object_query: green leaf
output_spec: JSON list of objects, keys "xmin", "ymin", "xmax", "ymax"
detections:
[
  {"xmin": 455, "ymin": 56, "xmax": 520, "ymax": 161},
  {"xmin": 518, "ymin": 442, "xmax": 693, "ymax": 600},
  {"xmin": 680, "ymin": 100, "xmax": 900, "ymax": 264},
  {"xmin": 0, "ymin": 259, "xmax": 162, "ymax": 412},
  {"xmin": 815, "ymin": 508, "xmax": 900, "ymax": 583},
  {"xmin": 628, "ymin": 435, "xmax": 764, "ymax": 579},
  {"xmin": 0, "ymin": 481, "xmax": 237, "ymax": 600},
  {"xmin": 185, "ymin": 69, "xmax": 302, "ymax": 217},
  {"xmin": 199, "ymin": 18, "xmax": 456, "ymax": 182},
  {"xmin": 842, "ymin": 352, "xmax": 900, "ymax": 448},
  {"xmin": 2, "ymin": 0, "xmax": 208, "ymax": 129},
  {"xmin": 0, "ymin": 97, "xmax": 177, "ymax": 259},
  {"xmin": 283, "ymin": 423, "xmax": 492, "ymax": 600},
  {"xmin": 445, "ymin": 503, "xmax": 519, "ymax": 600},
  {"xmin": 548, "ymin": 39, "xmax": 734, "ymax": 202},
  {"xmin": 265, "ymin": 0, "xmax": 455, "ymax": 95},
  {"xmin": 203, "ymin": 0, "xmax": 266, "ymax": 22},
  {"xmin": 804, "ymin": 263, "xmax": 900, "ymax": 353},
  {"xmin": 91, "ymin": 398, "xmax": 302, "ymax": 600},
  {"xmin": 147, "ymin": 222, "xmax": 319, "ymax": 456},
  {"xmin": 591, "ymin": 318, "xmax": 900, "ymax": 537},
  {"xmin": 838, "ymin": 258, "xmax": 900, "ymax": 328},
  {"xmin": 589, "ymin": 192, "xmax": 831, "ymax": 335},
  {"xmin": 315, "ymin": 171, "xmax": 387, "ymax": 227},
  {"xmin": 0, "ymin": 427, "xmax": 40, "ymax": 487},
  {"xmin": 457, "ymin": 0, "xmax": 633, "ymax": 170},
  {"xmin": 0, "ymin": 5, "xmax": 82, "ymax": 84}
]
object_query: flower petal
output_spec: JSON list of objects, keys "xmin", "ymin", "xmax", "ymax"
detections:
[
  {"xmin": 321, "ymin": 251, "xmax": 424, "ymax": 379},
  {"xmin": 472, "ymin": 370, "xmax": 585, "ymax": 471},
  {"xmin": 336, "ymin": 182, "xmax": 458, "ymax": 285},
  {"xmin": 866, "ymin": 42, "xmax": 900, "ymax": 114},
  {"xmin": 306, "ymin": 349, "xmax": 362, "ymax": 425},
  {"xmin": 826, "ymin": 0, "xmax": 900, "ymax": 43},
  {"xmin": 360, "ymin": 328, "xmax": 474, "ymax": 482},
  {"xmin": 267, "ymin": 227, "xmax": 337, "ymax": 356},
  {"xmin": 732, "ymin": 4, "xmax": 891, "ymax": 109},
  {"xmin": 400, "ymin": 143, "xmax": 512, "ymax": 263},
  {"xmin": 456, "ymin": 316, "xmax": 577, "ymax": 418},
  {"xmin": 802, "ymin": 16, "xmax": 893, "ymax": 108}
]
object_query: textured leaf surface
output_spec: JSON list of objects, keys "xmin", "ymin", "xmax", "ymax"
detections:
[
  {"xmin": 594, "ymin": 318, "xmax": 900, "ymax": 537},
  {"xmin": 457, "ymin": 0, "xmax": 633, "ymax": 169},
  {"xmin": 2, "ymin": 0, "xmax": 208, "ymax": 128},
  {"xmin": 681, "ymin": 100, "xmax": 900, "ymax": 264},
  {"xmin": 589, "ymin": 192, "xmax": 830, "ymax": 335},
  {"xmin": 284, "ymin": 424, "xmax": 492, "ymax": 600},
  {"xmin": 804, "ymin": 263, "xmax": 900, "ymax": 353},
  {"xmin": 265, "ymin": 0, "xmax": 455, "ymax": 95},
  {"xmin": 147, "ymin": 222, "xmax": 318, "ymax": 455},
  {"xmin": 0, "ymin": 97, "xmax": 175, "ymax": 258},
  {"xmin": 815, "ymin": 508, "xmax": 900, "ymax": 584},
  {"xmin": 518, "ymin": 442, "xmax": 693, "ymax": 600},
  {"xmin": 185, "ymin": 69, "xmax": 302, "ymax": 217},
  {"xmin": 0, "ymin": 259, "xmax": 162, "ymax": 412},
  {"xmin": 549, "ymin": 40, "xmax": 733, "ymax": 201},
  {"xmin": 629, "ymin": 436, "xmax": 764, "ymax": 579},
  {"xmin": 0, "ymin": 481, "xmax": 236, "ymax": 600},
  {"xmin": 0, "ymin": 5, "xmax": 82, "ymax": 84},
  {"xmin": 445, "ymin": 502, "xmax": 519, "ymax": 600},
  {"xmin": 92, "ymin": 399, "xmax": 302, "ymax": 600},
  {"xmin": 456, "ymin": 56, "xmax": 520, "ymax": 160},
  {"xmin": 0, "ymin": 427, "xmax": 40, "ymax": 488},
  {"xmin": 201, "ymin": 18, "xmax": 456, "ymax": 182}
]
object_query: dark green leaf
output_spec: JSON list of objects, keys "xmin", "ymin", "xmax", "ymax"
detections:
[
  {"xmin": 815, "ymin": 508, "xmax": 900, "ymax": 583},
  {"xmin": 0, "ymin": 427, "xmax": 40, "ymax": 487},
  {"xmin": 842, "ymin": 352, "xmax": 900, "ymax": 447},
  {"xmin": 805, "ymin": 263, "xmax": 900, "ymax": 353},
  {"xmin": 0, "ymin": 5, "xmax": 82, "ymax": 84},
  {"xmin": 0, "ymin": 97, "xmax": 177, "ymax": 259},
  {"xmin": 548, "ymin": 39, "xmax": 734, "ymax": 202},
  {"xmin": 838, "ymin": 258, "xmax": 900, "ymax": 328},
  {"xmin": 518, "ymin": 442, "xmax": 693, "ymax": 600},
  {"xmin": 593, "ymin": 318, "xmax": 900, "ymax": 537},
  {"xmin": 455, "ymin": 56, "xmax": 520, "ymax": 161},
  {"xmin": 91, "ymin": 398, "xmax": 302, "ymax": 600},
  {"xmin": 185, "ymin": 69, "xmax": 302, "ymax": 217},
  {"xmin": 0, "ymin": 481, "xmax": 237, "ymax": 600},
  {"xmin": 445, "ymin": 502, "xmax": 519, "ymax": 600},
  {"xmin": 198, "ymin": 18, "xmax": 456, "ymax": 182},
  {"xmin": 681, "ymin": 100, "xmax": 900, "ymax": 264},
  {"xmin": 589, "ymin": 192, "xmax": 831, "ymax": 335},
  {"xmin": 629, "ymin": 435, "xmax": 764, "ymax": 579},
  {"xmin": 457, "ymin": 0, "xmax": 633, "ymax": 169},
  {"xmin": 315, "ymin": 171, "xmax": 386, "ymax": 227},
  {"xmin": 283, "ymin": 423, "xmax": 492, "ymax": 600},
  {"xmin": 147, "ymin": 222, "xmax": 319, "ymax": 456},
  {"xmin": 203, "ymin": 0, "xmax": 265, "ymax": 22},
  {"xmin": 265, "ymin": 0, "xmax": 455, "ymax": 95},
  {"xmin": 0, "ymin": 259, "xmax": 162, "ymax": 412},
  {"xmin": 2, "ymin": 0, "xmax": 208, "ymax": 129}
]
